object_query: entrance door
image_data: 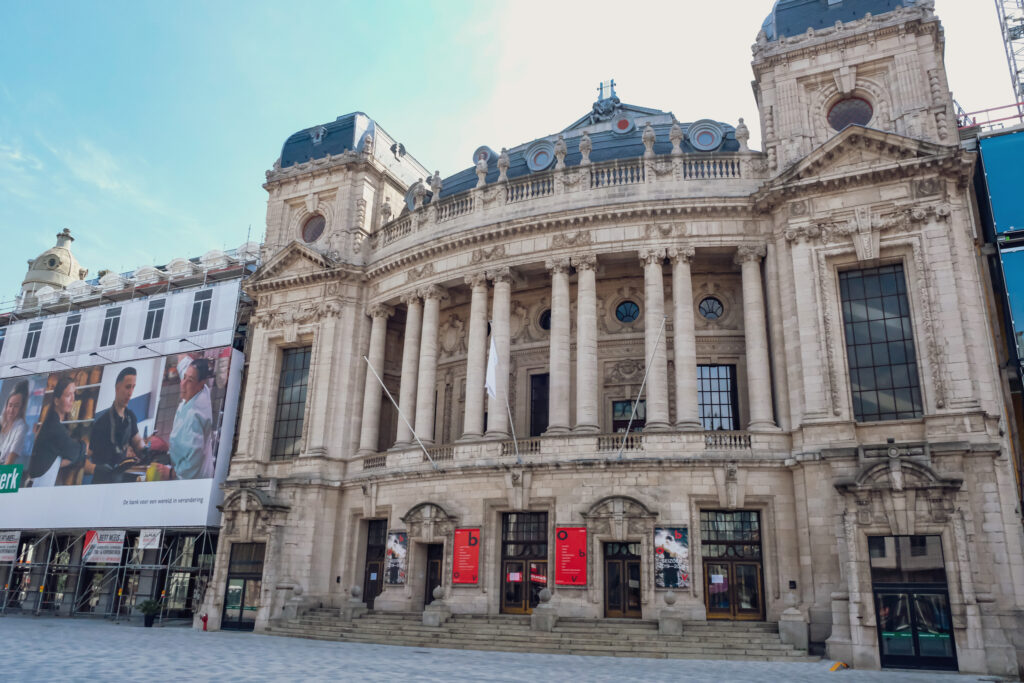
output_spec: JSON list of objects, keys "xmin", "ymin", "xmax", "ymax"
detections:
[
  {"xmin": 362, "ymin": 520, "xmax": 387, "ymax": 610},
  {"xmin": 423, "ymin": 544, "xmax": 443, "ymax": 606},
  {"xmin": 221, "ymin": 542, "xmax": 265, "ymax": 631},
  {"xmin": 604, "ymin": 542, "xmax": 641, "ymax": 618},
  {"xmin": 500, "ymin": 512, "xmax": 548, "ymax": 614},
  {"xmin": 869, "ymin": 535, "xmax": 957, "ymax": 671},
  {"xmin": 700, "ymin": 510, "xmax": 765, "ymax": 620},
  {"xmin": 530, "ymin": 374, "xmax": 549, "ymax": 437}
]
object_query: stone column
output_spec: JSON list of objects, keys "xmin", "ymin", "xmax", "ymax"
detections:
[
  {"xmin": 736, "ymin": 244, "xmax": 777, "ymax": 431},
  {"xmin": 393, "ymin": 293, "xmax": 422, "ymax": 448},
  {"xmin": 461, "ymin": 272, "xmax": 489, "ymax": 439},
  {"xmin": 358, "ymin": 304, "xmax": 393, "ymax": 454},
  {"xmin": 573, "ymin": 254, "xmax": 599, "ymax": 433},
  {"xmin": 640, "ymin": 248, "xmax": 671, "ymax": 431},
  {"xmin": 414, "ymin": 285, "xmax": 445, "ymax": 445},
  {"xmin": 668, "ymin": 246, "xmax": 701, "ymax": 430},
  {"xmin": 486, "ymin": 268, "xmax": 511, "ymax": 439},
  {"xmin": 545, "ymin": 257, "xmax": 572, "ymax": 434}
]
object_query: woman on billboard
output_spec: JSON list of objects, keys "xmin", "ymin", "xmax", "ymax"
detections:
[
  {"xmin": 0, "ymin": 380, "xmax": 29, "ymax": 466},
  {"xmin": 24, "ymin": 376, "xmax": 86, "ymax": 486}
]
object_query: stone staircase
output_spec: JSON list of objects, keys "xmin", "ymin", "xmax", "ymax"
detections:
[{"xmin": 265, "ymin": 609, "xmax": 819, "ymax": 662}]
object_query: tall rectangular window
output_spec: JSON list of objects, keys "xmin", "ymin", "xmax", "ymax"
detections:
[
  {"xmin": 270, "ymin": 346, "xmax": 312, "ymax": 459},
  {"xmin": 60, "ymin": 314, "xmax": 81, "ymax": 354},
  {"xmin": 101, "ymin": 307, "xmax": 121, "ymax": 347},
  {"xmin": 698, "ymin": 364, "xmax": 739, "ymax": 430},
  {"xmin": 190, "ymin": 289, "xmax": 213, "ymax": 333},
  {"xmin": 143, "ymin": 299, "xmax": 166, "ymax": 340},
  {"xmin": 839, "ymin": 264, "xmax": 923, "ymax": 422},
  {"xmin": 22, "ymin": 322, "xmax": 42, "ymax": 359},
  {"xmin": 612, "ymin": 399, "xmax": 645, "ymax": 432},
  {"xmin": 529, "ymin": 373, "xmax": 549, "ymax": 437}
]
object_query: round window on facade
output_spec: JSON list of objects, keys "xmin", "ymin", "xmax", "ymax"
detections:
[
  {"xmin": 698, "ymin": 297, "xmax": 724, "ymax": 321},
  {"xmin": 539, "ymin": 309, "xmax": 551, "ymax": 331},
  {"xmin": 302, "ymin": 214, "xmax": 326, "ymax": 243},
  {"xmin": 827, "ymin": 97, "xmax": 873, "ymax": 131},
  {"xmin": 615, "ymin": 301, "xmax": 640, "ymax": 324}
]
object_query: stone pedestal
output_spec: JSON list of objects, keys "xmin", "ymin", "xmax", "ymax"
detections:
[
  {"xmin": 281, "ymin": 583, "xmax": 306, "ymax": 621},
  {"xmin": 340, "ymin": 586, "xmax": 368, "ymax": 622},
  {"xmin": 778, "ymin": 607, "xmax": 809, "ymax": 651},
  {"xmin": 657, "ymin": 590, "xmax": 684, "ymax": 635},
  {"xmin": 422, "ymin": 587, "xmax": 452, "ymax": 627},
  {"xmin": 530, "ymin": 588, "xmax": 558, "ymax": 632}
]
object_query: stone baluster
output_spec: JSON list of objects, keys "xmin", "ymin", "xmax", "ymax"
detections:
[
  {"xmin": 486, "ymin": 268, "xmax": 512, "ymax": 439},
  {"xmin": 669, "ymin": 246, "xmax": 701, "ymax": 430},
  {"xmin": 736, "ymin": 244, "xmax": 778, "ymax": 431},
  {"xmin": 358, "ymin": 304, "xmax": 394, "ymax": 454},
  {"xmin": 573, "ymin": 254, "xmax": 599, "ymax": 433},
  {"xmin": 462, "ymin": 273, "xmax": 489, "ymax": 439},
  {"xmin": 640, "ymin": 248, "xmax": 671, "ymax": 431},
  {"xmin": 545, "ymin": 257, "xmax": 572, "ymax": 434},
  {"xmin": 393, "ymin": 292, "xmax": 422, "ymax": 448},
  {"xmin": 414, "ymin": 285, "xmax": 446, "ymax": 445}
]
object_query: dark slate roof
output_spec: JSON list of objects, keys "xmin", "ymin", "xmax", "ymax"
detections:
[
  {"xmin": 431, "ymin": 116, "xmax": 739, "ymax": 202},
  {"xmin": 280, "ymin": 112, "xmax": 373, "ymax": 169},
  {"xmin": 761, "ymin": 0, "xmax": 913, "ymax": 41}
]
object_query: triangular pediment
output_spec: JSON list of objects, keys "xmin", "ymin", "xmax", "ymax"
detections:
[
  {"xmin": 248, "ymin": 241, "xmax": 334, "ymax": 288},
  {"xmin": 775, "ymin": 126, "xmax": 951, "ymax": 185}
]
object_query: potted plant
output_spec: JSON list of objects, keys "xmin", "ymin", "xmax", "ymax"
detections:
[{"xmin": 137, "ymin": 599, "xmax": 161, "ymax": 627}]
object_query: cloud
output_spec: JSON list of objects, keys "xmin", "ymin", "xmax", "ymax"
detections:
[
  {"xmin": 42, "ymin": 137, "xmax": 126, "ymax": 192},
  {"xmin": 0, "ymin": 139, "xmax": 43, "ymax": 172}
]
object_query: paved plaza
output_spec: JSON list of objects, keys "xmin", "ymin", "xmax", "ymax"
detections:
[{"xmin": 0, "ymin": 616, "xmax": 1014, "ymax": 682}]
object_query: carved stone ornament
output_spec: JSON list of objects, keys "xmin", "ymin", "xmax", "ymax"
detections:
[
  {"xmin": 305, "ymin": 193, "xmax": 319, "ymax": 214},
  {"xmin": 407, "ymin": 262, "xmax": 435, "ymax": 284},
  {"xmin": 218, "ymin": 486, "xmax": 290, "ymax": 541},
  {"xmin": 550, "ymin": 231, "xmax": 592, "ymax": 249},
  {"xmin": 835, "ymin": 458, "xmax": 962, "ymax": 529},
  {"xmin": 554, "ymin": 135, "xmax": 568, "ymax": 170},
  {"xmin": 642, "ymin": 123, "xmax": 656, "ymax": 158},
  {"xmin": 605, "ymin": 358, "xmax": 645, "ymax": 384},
  {"xmin": 639, "ymin": 247, "xmax": 666, "ymax": 266},
  {"xmin": 471, "ymin": 245, "xmax": 506, "ymax": 265},
  {"xmin": 545, "ymin": 257, "xmax": 571, "ymax": 274},
  {"xmin": 252, "ymin": 301, "xmax": 342, "ymax": 329},
  {"xmin": 486, "ymin": 266, "xmax": 511, "ymax": 284},
  {"xmin": 669, "ymin": 122, "xmax": 683, "ymax": 155},
  {"xmin": 497, "ymin": 148, "xmax": 510, "ymax": 182},
  {"xmin": 418, "ymin": 284, "xmax": 446, "ymax": 301},
  {"xmin": 368, "ymin": 303, "xmax": 394, "ymax": 320},
  {"xmin": 438, "ymin": 313, "xmax": 467, "ymax": 358},
  {"xmin": 578, "ymin": 132, "xmax": 592, "ymax": 165},
  {"xmin": 402, "ymin": 502, "xmax": 458, "ymax": 544},
  {"xmin": 734, "ymin": 244, "xmax": 766, "ymax": 265},
  {"xmin": 667, "ymin": 245, "xmax": 695, "ymax": 264},
  {"xmin": 582, "ymin": 496, "xmax": 657, "ymax": 543},
  {"xmin": 643, "ymin": 223, "xmax": 675, "ymax": 239},
  {"xmin": 572, "ymin": 253, "xmax": 597, "ymax": 271},
  {"xmin": 464, "ymin": 271, "xmax": 488, "ymax": 289}
]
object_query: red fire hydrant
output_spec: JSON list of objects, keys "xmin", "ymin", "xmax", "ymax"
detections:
[{"xmin": 200, "ymin": 613, "xmax": 208, "ymax": 631}]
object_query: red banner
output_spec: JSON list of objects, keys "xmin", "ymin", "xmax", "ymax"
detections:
[
  {"xmin": 555, "ymin": 527, "xmax": 587, "ymax": 586},
  {"xmin": 452, "ymin": 528, "xmax": 480, "ymax": 584}
]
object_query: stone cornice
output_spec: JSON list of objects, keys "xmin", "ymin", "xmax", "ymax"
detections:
[
  {"xmin": 245, "ymin": 263, "xmax": 366, "ymax": 295},
  {"xmin": 365, "ymin": 198, "xmax": 756, "ymax": 279}
]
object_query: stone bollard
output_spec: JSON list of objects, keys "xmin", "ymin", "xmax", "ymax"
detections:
[
  {"xmin": 658, "ymin": 590, "xmax": 684, "ymax": 635},
  {"xmin": 340, "ymin": 585, "xmax": 368, "ymax": 622},
  {"xmin": 778, "ymin": 591, "xmax": 809, "ymax": 651},
  {"xmin": 530, "ymin": 588, "xmax": 558, "ymax": 632},
  {"xmin": 282, "ymin": 584, "xmax": 305, "ymax": 621},
  {"xmin": 422, "ymin": 585, "xmax": 452, "ymax": 627}
]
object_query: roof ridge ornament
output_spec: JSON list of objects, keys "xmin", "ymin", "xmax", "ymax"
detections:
[{"xmin": 590, "ymin": 78, "xmax": 622, "ymax": 124}]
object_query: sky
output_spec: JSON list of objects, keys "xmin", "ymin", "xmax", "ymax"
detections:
[{"xmin": 0, "ymin": 0, "xmax": 1011, "ymax": 306}]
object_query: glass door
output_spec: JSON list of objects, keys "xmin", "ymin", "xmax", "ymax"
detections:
[
  {"xmin": 700, "ymin": 510, "xmax": 765, "ymax": 620},
  {"xmin": 221, "ymin": 543, "xmax": 265, "ymax": 631},
  {"xmin": 423, "ymin": 544, "xmax": 443, "ymax": 606},
  {"xmin": 874, "ymin": 589, "xmax": 956, "ymax": 670},
  {"xmin": 362, "ymin": 520, "xmax": 386, "ymax": 610},
  {"xmin": 500, "ymin": 512, "xmax": 547, "ymax": 614},
  {"xmin": 604, "ymin": 542, "xmax": 642, "ymax": 618},
  {"xmin": 704, "ymin": 562, "xmax": 732, "ymax": 618}
]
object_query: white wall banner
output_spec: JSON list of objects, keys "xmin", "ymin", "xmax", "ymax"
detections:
[
  {"xmin": 0, "ymin": 345, "xmax": 244, "ymax": 529},
  {"xmin": 139, "ymin": 528, "xmax": 163, "ymax": 550},
  {"xmin": 83, "ymin": 530, "xmax": 126, "ymax": 564},
  {"xmin": 0, "ymin": 530, "xmax": 20, "ymax": 562}
]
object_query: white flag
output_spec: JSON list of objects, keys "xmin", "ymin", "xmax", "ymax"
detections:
[{"xmin": 485, "ymin": 337, "xmax": 499, "ymax": 398}]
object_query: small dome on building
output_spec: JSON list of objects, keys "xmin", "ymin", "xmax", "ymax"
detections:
[
  {"xmin": 20, "ymin": 228, "xmax": 88, "ymax": 305},
  {"xmin": 761, "ymin": 0, "xmax": 916, "ymax": 41}
]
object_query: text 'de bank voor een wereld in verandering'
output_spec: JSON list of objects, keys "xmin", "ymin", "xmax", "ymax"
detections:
[{"xmin": 121, "ymin": 497, "xmax": 205, "ymax": 506}]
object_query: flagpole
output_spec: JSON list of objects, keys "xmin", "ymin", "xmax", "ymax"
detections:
[
  {"xmin": 363, "ymin": 356, "xmax": 437, "ymax": 470},
  {"xmin": 486, "ymin": 324, "xmax": 520, "ymax": 463},
  {"xmin": 617, "ymin": 315, "xmax": 667, "ymax": 460}
]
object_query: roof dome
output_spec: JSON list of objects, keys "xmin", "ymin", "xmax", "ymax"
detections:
[
  {"xmin": 761, "ymin": 0, "xmax": 916, "ymax": 41},
  {"xmin": 20, "ymin": 228, "xmax": 88, "ymax": 302}
]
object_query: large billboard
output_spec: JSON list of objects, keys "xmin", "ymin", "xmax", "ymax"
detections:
[{"xmin": 0, "ymin": 345, "xmax": 243, "ymax": 528}]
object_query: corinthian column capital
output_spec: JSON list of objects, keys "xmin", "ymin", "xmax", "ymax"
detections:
[
  {"xmin": 667, "ymin": 245, "xmax": 695, "ymax": 264},
  {"xmin": 368, "ymin": 303, "xmax": 394, "ymax": 319},
  {"xmin": 734, "ymin": 243, "xmax": 767, "ymax": 265},
  {"xmin": 400, "ymin": 291, "xmax": 420, "ymax": 307},
  {"xmin": 486, "ymin": 266, "xmax": 512, "ymax": 284},
  {"xmin": 464, "ymin": 271, "xmax": 489, "ymax": 290},
  {"xmin": 417, "ymin": 284, "xmax": 447, "ymax": 301},
  {"xmin": 572, "ymin": 253, "xmax": 597, "ymax": 271},
  {"xmin": 545, "ymin": 257, "xmax": 571, "ymax": 274},
  {"xmin": 639, "ymin": 247, "xmax": 667, "ymax": 266}
]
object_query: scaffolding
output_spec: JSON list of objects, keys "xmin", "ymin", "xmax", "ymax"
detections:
[
  {"xmin": 0, "ymin": 527, "xmax": 216, "ymax": 623},
  {"xmin": 996, "ymin": 1, "xmax": 1024, "ymax": 105}
]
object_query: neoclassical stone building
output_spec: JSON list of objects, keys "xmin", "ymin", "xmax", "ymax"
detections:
[{"xmin": 203, "ymin": 0, "xmax": 1024, "ymax": 674}]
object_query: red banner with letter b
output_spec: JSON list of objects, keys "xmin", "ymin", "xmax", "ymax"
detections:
[
  {"xmin": 452, "ymin": 528, "xmax": 480, "ymax": 584},
  {"xmin": 555, "ymin": 527, "xmax": 587, "ymax": 586}
]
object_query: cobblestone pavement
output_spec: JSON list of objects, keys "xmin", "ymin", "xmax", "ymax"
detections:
[{"xmin": 0, "ymin": 616, "xmax": 1012, "ymax": 682}]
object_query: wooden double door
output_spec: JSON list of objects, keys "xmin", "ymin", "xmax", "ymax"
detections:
[
  {"xmin": 700, "ymin": 510, "xmax": 765, "ymax": 621},
  {"xmin": 604, "ymin": 542, "xmax": 641, "ymax": 618}
]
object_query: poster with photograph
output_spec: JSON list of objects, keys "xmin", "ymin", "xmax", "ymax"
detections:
[
  {"xmin": 385, "ymin": 531, "xmax": 408, "ymax": 585},
  {"xmin": 654, "ymin": 527, "xmax": 689, "ymax": 589},
  {"xmin": 0, "ymin": 345, "xmax": 244, "ymax": 529}
]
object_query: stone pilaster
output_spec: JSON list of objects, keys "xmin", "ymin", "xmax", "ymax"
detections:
[
  {"xmin": 573, "ymin": 254, "xmax": 599, "ymax": 433},
  {"xmin": 669, "ymin": 246, "xmax": 701, "ymax": 430},
  {"xmin": 640, "ymin": 248, "xmax": 670, "ymax": 431},
  {"xmin": 545, "ymin": 257, "xmax": 572, "ymax": 434},
  {"xmin": 414, "ymin": 285, "xmax": 446, "ymax": 445},
  {"xmin": 736, "ymin": 244, "xmax": 777, "ymax": 431},
  {"xmin": 393, "ymin": 292, "xmax": 422, "ymax": 448},
  {"xmin": 486, "ymin": 268, "xmax": 511, "ymax": 439},
  {"xmin": 357, "ymin": 304, "xmax": 393, "ymax": 455},
  {"xmin": 462, "ymin": 272, "xmax": 489, "ymax": 439}
]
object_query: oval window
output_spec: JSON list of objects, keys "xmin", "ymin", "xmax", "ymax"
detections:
[
  {"xmin": 539, "ymin": 309, "xmax": 551, "ymax": 331},
  {"xmin": 827, "ymin": 97, "xmax": 873, "ymax": 131},
  {"xmin": 302, "ymin": 214, "xmax": 325, "ymax": 243},
  {"xmin": 698, "ymin": 297, "xmax": 724, "ymax": 320},
  {"xmin": 615, "ymin": 301, "xmax": 640, "ymax": 323}
]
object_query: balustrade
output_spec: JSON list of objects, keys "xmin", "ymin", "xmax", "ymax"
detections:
[
  {"xmin": 590, "ymin": 160, "xmax": 645, "ymax": 188},
  {"xmin": 506, "ymin": 176, "xmax": 554, "ymax": 203},
  {"xmin": 704, "ymin": 431, "xmax": 752, "ymax": 450}
]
